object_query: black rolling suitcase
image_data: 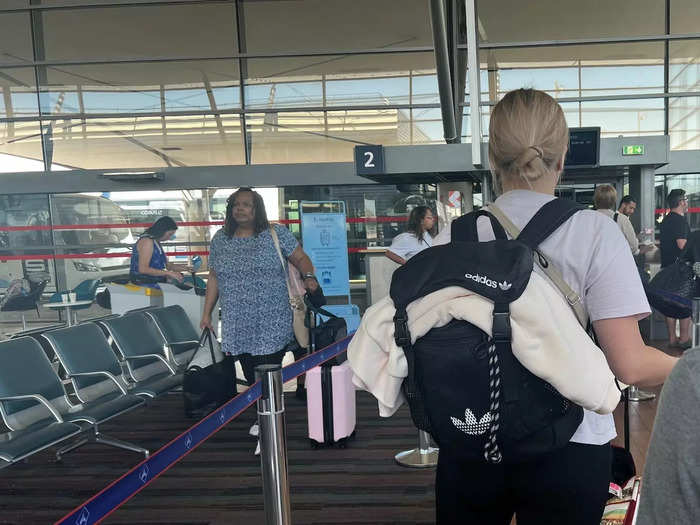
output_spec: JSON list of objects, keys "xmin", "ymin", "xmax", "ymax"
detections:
[{"xmin": 182, "ymin": 328, "xmax": 237, "ymax": 418}]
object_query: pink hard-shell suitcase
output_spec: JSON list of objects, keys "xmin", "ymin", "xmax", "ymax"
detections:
[{"xmin": 306, "ymin": 361, "xmax": 356, "ymax": 447}]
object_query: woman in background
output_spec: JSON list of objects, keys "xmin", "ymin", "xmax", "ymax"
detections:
[
  {"xmin": 385, "ymin": 205, "xmax": 435, "ymax": 265},
  {"xmin": 129, "ymin": 216, "xmax": 184, "ymax": 283}
]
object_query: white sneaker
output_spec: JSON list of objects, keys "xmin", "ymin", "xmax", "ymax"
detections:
[
  {"xmin": 249, "ymin": 423, "xmax": 259, "ymax": 437},
  {"xmin": 254, "ymin": 440, "xmax": 260, "ymax": 456}
]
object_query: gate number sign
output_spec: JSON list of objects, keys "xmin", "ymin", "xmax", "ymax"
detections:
[{"xmin": 354, "ymin": 145, "xmax": 384, "ymax": 176}]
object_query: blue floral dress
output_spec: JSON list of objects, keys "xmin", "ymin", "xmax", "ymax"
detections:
[{"xmin": 209, "ymin": 224, "xmax": 299, "ymax": 356}]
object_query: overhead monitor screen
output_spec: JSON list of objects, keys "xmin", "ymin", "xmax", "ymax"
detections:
[{"xmin": 565, "ymin": 127, "xmax": 600, "ymax": 169}]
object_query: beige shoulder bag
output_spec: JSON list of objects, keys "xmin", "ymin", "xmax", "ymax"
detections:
[{"xmin": 270, "ymin": 227, "xmax": 310, "ymax": 349}]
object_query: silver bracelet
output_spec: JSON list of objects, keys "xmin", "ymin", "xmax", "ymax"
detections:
[{"xmin": 302, "ymin": 273, "xmax": 317, "ymax": 281}]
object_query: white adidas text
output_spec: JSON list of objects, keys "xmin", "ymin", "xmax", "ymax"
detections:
[{"xmin": 464, "ymin": 273, "xmax": 498, "ymax": 289}]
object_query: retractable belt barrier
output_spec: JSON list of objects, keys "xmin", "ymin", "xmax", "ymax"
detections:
[
  {"xmin": 646, "ymin": 287, "xmax": 693, "ymax": 307},
  {"xmin": 55, "ymin": 334, "xmax": 354, "ymax": 525}
]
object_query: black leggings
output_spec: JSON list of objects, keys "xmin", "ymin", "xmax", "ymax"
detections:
[
  {"xmin": 239, "ymin": 349, "xmax": 287, "ymax": 386},
  {"xmin": 436, "ymin": 442, "xmax": 611, "ymax": 525}
]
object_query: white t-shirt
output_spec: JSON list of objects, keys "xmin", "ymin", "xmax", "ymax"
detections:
[
  {"xmin": 388, "ymin": 231, "xmax": 433, "ymax": 261},
  {"xmin": 435, "ymin": 190, "xmax": 650, "ymax": 445}
]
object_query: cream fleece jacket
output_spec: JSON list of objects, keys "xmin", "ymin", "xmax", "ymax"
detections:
[{"xmin": 347, "ymin": 271, "xmax": 620, "ymax": 418}]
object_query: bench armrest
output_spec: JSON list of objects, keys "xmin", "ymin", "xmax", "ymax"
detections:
[
  {"xmin": 0, "ymin": 393, "xmax": 64, "ymax": 422},
  {"xmin": 69, "ymin": 371, "xmax": 128, "ymax": 395},
  {"xmin": 124, "ymin": 354, "xmax": 177, "ymax": 374}
]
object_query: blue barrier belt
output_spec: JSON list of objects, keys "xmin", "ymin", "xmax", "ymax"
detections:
[
  {"xmin": 56, "ymin": 333, "xmax": 354, "ymax": 525},
  {"xmin": 646, "ymin": 286, "xmax": 693, "ymax": 308}
]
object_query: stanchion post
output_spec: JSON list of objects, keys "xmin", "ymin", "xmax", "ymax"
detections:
[
  {"xmin": 394, "ymin": 430, "xmax": 439, "ymax": 468},
  {"xmin": 692, "ymin": 297, "xmax": 700, "ymax": 347},
  {"xmin": 256, "ymin": 364, "xmax": 292, "ymax": 525}
]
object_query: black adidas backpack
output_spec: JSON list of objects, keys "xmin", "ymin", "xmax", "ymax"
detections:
[{"xmin": 391, "ymin": 198, "xmax": 585, "ymax": 464}]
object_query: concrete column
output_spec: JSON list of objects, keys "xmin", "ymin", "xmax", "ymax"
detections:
[{"xmin": 628, "ymin": 166, "xmax": 656, "ymax": 242}]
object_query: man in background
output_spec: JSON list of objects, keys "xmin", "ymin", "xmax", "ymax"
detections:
[
  {"xmin": 618, "ymin": 195, "xmax": 637, "ymax": 218},
  {"xmin": 659, "ymin": 188, "xmax": 691, "ymax": 349}
]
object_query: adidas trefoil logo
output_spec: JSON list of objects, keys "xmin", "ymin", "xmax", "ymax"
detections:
[
  {"xmin": 498, "ymin": 280, "xmax": 512, "ymax": 291},
  {"xmin": 451, "ymin": 408, "xmax": 492, "ymax": 436}
]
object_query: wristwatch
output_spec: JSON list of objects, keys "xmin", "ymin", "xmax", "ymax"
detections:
[{"xmin": 302, "ymin": 272, "xmax": 318, "ymax": 282}]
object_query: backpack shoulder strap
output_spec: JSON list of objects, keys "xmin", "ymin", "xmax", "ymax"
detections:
[
  {"xmin": 516, "ymin": 198, "xmax": 584, "ymax": 250},
  {"xmin": 613, "ymin": 212, "xmax": 619, "ymax": 223},
  {"xmin": 451, "ymin": 209, "xmax": 508, "ymax": 243},
  {"xmin": 487, "ymin": 200, "xmax": 587, "ymax": 327}
]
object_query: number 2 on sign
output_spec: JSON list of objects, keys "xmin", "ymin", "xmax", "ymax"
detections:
[{"xmin": 364, "ymin": 151, "xmax": 375, "ymax": 168}]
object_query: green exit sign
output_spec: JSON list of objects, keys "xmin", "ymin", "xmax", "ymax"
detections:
[{"xmin": 622, "ymin": 145, "xmax": 645, "ymax": 155}]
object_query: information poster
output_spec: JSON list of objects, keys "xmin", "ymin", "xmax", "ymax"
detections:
[{"xmin": 301, "ymin": 209, "xmax": 350, "ymax": 297}]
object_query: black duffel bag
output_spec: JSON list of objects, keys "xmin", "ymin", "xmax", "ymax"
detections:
[
  {"xmin": 183, "ymin": 328, "xmax": 237, "ymax": 418},
  {"xmin": 646, "ymin": 259, "xmax": 695, "ymax": 319},
  {"xmin": 305, "ymin": 296, "xmax": 348, "ymax": 364}
]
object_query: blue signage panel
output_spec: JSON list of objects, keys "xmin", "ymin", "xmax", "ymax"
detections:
[{"xmin": 301, "ymin": 212, "xmax": 350, "ymax": 297}]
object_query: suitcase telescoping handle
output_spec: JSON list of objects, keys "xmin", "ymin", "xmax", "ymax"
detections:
[{"xmin": 199, "ymin": 327, "xmax": 218, "ymax": 364}]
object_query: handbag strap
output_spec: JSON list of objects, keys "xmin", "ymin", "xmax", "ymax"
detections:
[
  {"xmin": 199, "ymin": 327, "xmax": 217, "ymax": 363},
  {"xmin": 269, "ymin": 226, "xmax": 295, "ymax": 305},
  {"xmin": 487, "ymin": 203, "xmax": 588, "ymax": 328}
]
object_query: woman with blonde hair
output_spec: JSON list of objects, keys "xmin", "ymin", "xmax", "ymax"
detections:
[{"xmin": 435, "ymin": 89, "xmax": 677, "ymax": 524}]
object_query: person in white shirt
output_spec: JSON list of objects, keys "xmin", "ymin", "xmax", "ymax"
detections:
[
  {"xmin": 385, "ymin": 205, "xmax": 435, "ymax": 265},
  {"xmin": 432, "ymin": 88, "xmax": 677, "ymax": 525},
  {"xmin": 593, "ymin": 184, "xmax": 639, "ymax": 255}
]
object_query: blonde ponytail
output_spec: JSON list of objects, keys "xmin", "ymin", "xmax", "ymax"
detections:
[{"xmin": 488, "ymin": 89, "xmax": 569, "ymax": 193}]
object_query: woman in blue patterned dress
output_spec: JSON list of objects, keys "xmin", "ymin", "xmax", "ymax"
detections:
[{"xmin": 201, "ymin": 188, "xmax": 319, "ymax": 385}]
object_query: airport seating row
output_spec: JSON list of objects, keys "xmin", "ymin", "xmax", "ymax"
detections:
[{"xmin": 0, "ymin": 305, "xmax": 201, "ymax": 470}]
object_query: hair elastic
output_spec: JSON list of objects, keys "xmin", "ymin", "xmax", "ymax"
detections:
[{"xmin": 529, "ymin": 146, "xmax": 543, "ymax": 159}]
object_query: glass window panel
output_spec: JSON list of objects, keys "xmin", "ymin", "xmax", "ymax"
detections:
[
  {"xmin": 669, "ymin": 95, "xmax": 700, "ymax": 151},
  {"xmin": 669, "ymin": 40, "xmax": 700, "ymax": 94},
  {"xmin": 0, "ymin": 12, "xmax": 33, "ymax": 65},
  {"xmin": 244, "ymin": 0, "xmax": 432, "ymax": 54},
  {"xmin": 245, "ymin": 53, "xmax": 436, "ymax": 109},
  {"xmin": 42, "ymin": 3, "xmax": 238, "ymax": 61},
  {"xmin": 46, "ymin": 114, "xmax": 244, "ymax": 170},
  {"xmin": 245, "ymin": 81, "xmax": 323, "ymax": 110},
  {"xmin": 480, "ymin": 43, "xmax": 664, "ymax": 101},
  {"xmin": 411, "ymin": 108, "xmax": 445, "ymax": 144},
  {"xmin": 0, "ymin": 120, "xmax": 44, "ymax": 173},
  {"xmin": 580, "ymin": 98, "xmax": 664, "ymax": 137},
  {"xmin": 39, "ymin": 60, "xmax": 240, "ymax": 116},
  {"xmin": 671, "ymin": 0, "xmax": 700, "ymax": 34},
  {"xmin": 0, "ymin": 67, "xmax": 38, "ymax": 118},
  {"xmin": 0, "ymin": 193, "xmax": 53, "ymax": 290},
  {"xmin": 477, "ymin": 0, "xmax": 664, "ymax": 43},
  {"xmin": 411, "ymin": 74, "xmax": 439, "ymax": 105},
  {"xmin": 248, "ymin": 108, "xmax": 429, "ymax": 164},
  {"xmin": 560, "ymin": 101, "xmax": 582, "ymax": 128}
]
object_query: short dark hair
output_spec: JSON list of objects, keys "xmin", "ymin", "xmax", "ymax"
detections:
[
  {"xmin": 668, "ymin": 189, "xmax": 687, "ymax": 209},
  {"xmin": 619, "ymin": 195, "xmax": 636, "ymax": 206},
  {"xmin": 224, "ymin": 188, "xmax": 270, "ymax": 237},
  {"xmin": 143, "ymin": 216, "xmax": 178, "ymax": 239}
]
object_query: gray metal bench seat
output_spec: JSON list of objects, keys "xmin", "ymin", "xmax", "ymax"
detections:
[
  {"xmin": 0, "ymin": 418, "xmax": 82, "ymax": 468},
  {"xmin": 44, "ymin": 323, "xmax": 182, "ymax": 401},
  {"xmin": 0, "ymin": 337, "xmax": 148, "ymax": 464},
  {"xmin": 146, "ymin": 305, "xmax": 201, "ymax": 367}
]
